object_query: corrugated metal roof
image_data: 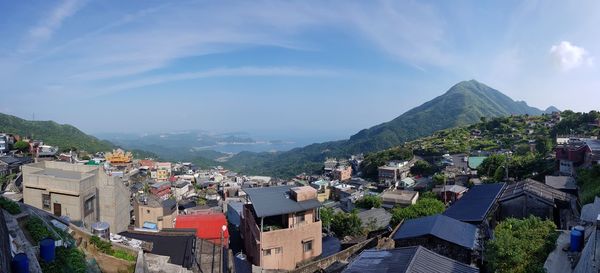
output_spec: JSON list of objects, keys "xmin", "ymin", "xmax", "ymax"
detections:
[
  {"xmin": 500, "ymin": 179, "xmax": 575, "ymax": 204},
  {"xmin": 443, "ymin": 183, "xmax": 505, "ymax": 223},
  {"xmin": 243, "ymin": 186, "xmax": 321, "ymax": 218},
  {"xmin": 342, "ymin": 246, "xmax": 479, "ymax": 273},
  {"xmin": 393, "ymin": 214, "xmax": 478, "ymax": 249}
]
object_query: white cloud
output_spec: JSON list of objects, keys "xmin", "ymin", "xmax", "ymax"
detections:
[
  {"xmin": 103, "ymin": 66, "xmax": 338, "ymax": 94},
  {"xmin": 21, "ymin": 0, "xmax": 86, "ymax": 52},
  {"xmin": 550, "ymin": 41, "xmax": 593, "ymax": 71}
]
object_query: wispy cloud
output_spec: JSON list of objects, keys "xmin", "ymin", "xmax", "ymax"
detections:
[
  {"xmin": 104, "ymin": 66, "xmax": 338, "ymax": 93},
  {"xmin": 21, "ymin": 0, "xmax": 86, "ymax": 52},
  {"xmin": 550, "ymin": 41, "xmax": 594, "ymax": 71}
]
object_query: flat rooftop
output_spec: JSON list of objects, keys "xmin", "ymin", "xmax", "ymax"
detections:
[{"xmin": 35, "ymin": 168, "xmax": 87, "ymax": 180}]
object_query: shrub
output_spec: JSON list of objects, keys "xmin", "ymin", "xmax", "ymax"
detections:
[
  {"xmin": 113, "ymin": 249, "xmax": 136, "ymax": 262},
  {"xmin": 25, "ymin": 216, "xmax": 54, "ymax": 242},
  {"xmin": 390, "ymin": 197, "xmax": 445, "ymax": 226},
  {"xmin": 331, "ymin": 211, "xmax": 363, "ymax": 238},
  {"xmin": 90, "ymin": 235, "xmax": 114, "ymax": 255},
  {"xmin": 0, "ymin": 196, "xmax": 21, "ymax": 215},
  {"xmin": 40, "ymin": 247, "xmax": 87, "ymax": 273},
  {"xmin": 355, "ymin": 195, "xmax": 382, "ymax": 209}
]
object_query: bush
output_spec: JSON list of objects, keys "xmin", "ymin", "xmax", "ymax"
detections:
[
  {"xmin": 0, "ymin": 196, "xmax": 21, "ymax": 215},
  {"xmin": 40, "ymin": 247, "xmax": 87, "ymax": 273},
  {"xmin": 578, "ymin": 165, "xmax": 600, "ymax": 204},
  {"xmin": 391, "ymin": 198, "xmax": 445, "ymax": 226},
  {"xmin": 331, "ymin": 211, "xmax": 363, "ymax": 238},
  {"xmin": 90, "ymin": 235, "xmax": 114, "ymax": 255},
  {"xmin": 485, "ymin": 216, "xmax": 558, "ymax": 273},
  {"xmin": 25, "ymin": 216, "xmax": 54, "ymax": 242},
  {"xmin": 355, "ymin": 195, "xmax": 382, "ymax": 209}
]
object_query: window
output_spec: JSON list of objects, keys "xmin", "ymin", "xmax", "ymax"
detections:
[
  {"xmin": 84, "ymin": 197, "xmax": 94, "ymax": 216},
  {"xmin": 42, "ymin": 194, "xmax": 50, "ymax": 210},
  {"xmin": 303, "ymin": 240, "xmax": 313, "ymax": 252},
  {"xmin": 296, "ymin": 212, "xmax": 305, "ymax": 224},
  {"xmin": 263, "ymin": 247, "xmax": 282, "ymax": 256}
]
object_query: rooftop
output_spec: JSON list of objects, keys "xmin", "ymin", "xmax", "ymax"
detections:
[
  {"xmin": 357, "ymin": 208, "xmax": 392, "ymax": 230},
  {"xmin": 500, "ymin": 179, "xmax": 575, "ymax": 204},
  {"xmin": 36, "ymin": 168, "xmax": 87, "ymax": 180},
  {"xmin": 120, "ymin": 230, "xmax": 196, "ymax": 269},
  {"xmin": 443, "ymin": 183, "xmax": 505, "ymax": 223},
  {"xmin": 342, "ymin": 246, "xmax": 479, "ymax": 273},
  {"xmin": 393, "ymin": 214, "xmax": 478, "ymax": 250},
  {"xmin": 545, "ymin": 176, "xmax": 577, "ymax": 190},
  {"xmin": 243, "ymin": 185, "xmax": 321, "ymax": 218}
]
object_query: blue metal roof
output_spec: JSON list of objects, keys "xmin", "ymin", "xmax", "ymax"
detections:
[
  {"xmin": 243, "ymin": 186, "xmax": 321, "ymax": 218},
  {"xmin": 443, "ymin": 183, "xmax": 506, "ymax": 223},
  {"xmin": 393, "ymin": 214, "xmax": 478, "ymax": 249},
  {"xmin": 342, "ymin": 246, "xmax": 479, "ymax": 273}
]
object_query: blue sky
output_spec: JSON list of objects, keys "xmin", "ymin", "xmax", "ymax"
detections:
[{"xmin": 1, "ymin": 0, "xmax": 599, "ymax": 140}]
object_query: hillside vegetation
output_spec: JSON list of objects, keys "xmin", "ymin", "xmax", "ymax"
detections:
[
  {"xmin": 0, "ymin": 113, "xmax": 114, "ymax": 153},
  {"xmin": 225, "ymin": 80, "xmax": 555, "ymax": 177}
]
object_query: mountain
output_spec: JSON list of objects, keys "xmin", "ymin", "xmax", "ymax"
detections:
[
  {"xmin": 545, "ymin": 106, "xmax": 560, "ymax": 113},
  {"xmin": 0, "ymin": 112, "xmax": 114, "ymax": 153},
  {"xmin": 225, "ymin": 80, "xmax": 552, "ymax": 177}
]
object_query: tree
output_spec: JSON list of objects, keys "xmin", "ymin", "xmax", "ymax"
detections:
[
  {"xmin": 410, "ymin": 160, "xmax": 434, "ymax": 176},
  {"xmin": 355, "ymin": 195, "xmax": 382, "ymax": 209},
  {"xmin": 320, "ymin": 207, "xmax": 334, "ymax": 231},
  {"xmin": 331, "ymin": 211, "xmax": 363, "ymax": 238},
  {"xmin": 493, "ymin": 166, "xmax": 505, "ymax": 182},
  {"xmin": 486, "ymin": 216, "xmax": 558, "ymax": 273},
  {"xmin": 390, "ymin": 198, "xmax": 445, "ymax": 226},
  {"xmin": 432, "ymin": 173, "xmax": 447, "ymax": 185},
  {"xmin": 14, "ymin": 140, "xmax": 29, "ymax": 152}
]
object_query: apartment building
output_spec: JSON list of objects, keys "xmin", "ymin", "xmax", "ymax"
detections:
[
  {"xmin": 22, "ymin": 161, "xmax": 130, "ymax": 233},
  {"xmin": 242, "ymin": 186, "xmax": 322, "ymax": 271},
  {"xmin": 134, "ymin": 195, "xmax": 177, "ymax": 230}
]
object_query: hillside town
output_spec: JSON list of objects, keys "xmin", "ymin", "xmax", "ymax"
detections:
[{"xmin": 1, "ymin": 110, "xmax": 600, "ymax": 273}]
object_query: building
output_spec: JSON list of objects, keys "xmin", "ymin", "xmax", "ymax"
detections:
[
  {"xmin": 175, "ymin": 213, "xmax": 230, "ymax": 246},
  {"xmin": 156, "ymin": 162, "xmax": 172, "ymax": 181},
  {"xmin": 342, "ymin": 246, "xmax": 479, "ymax": 273},
  {"xmin": 332, "ymin": 165, "xmax": 352, "ymax": 181},
  {"xmin": 381, "ymin": 190, "xmax": 419, "ymax": 209},
  {"xmin": 134, "ymin": 195, "xmax": 177, "ymax": 230},
  {"xmin": 22, "ymin": 161, "xmax": 130, "ymax": 233},
  {"xmin": 545, "ymin": 175, "xmax": 578, "ymax": 195},
  {"xmin": 323, "ymin": 158, "xmax": 338, "ymax": 174},
  {"xmin": 433, "ymin": 185, "xmax": 468, "ymax": 203},
  {"xmin": 0, "ymin": 156, "xmax": 32, "ymax": 176},
  {"xmin": 378, "ymin": 161, "xmax": 410, "ymax": 186},
  {"xmin": 392, "ymin": 214, "xmax": 479, "ymax": 265},
  {"xmin": 555, "ymin": 138, "xmax": 600, "ymax": 175},
  {"xmin": 171, "ymin": 180, "xmax": 191, "ymax": 201},
  {"xmin": 443, "ymin": 183, "xmax": 505, "ymax": 226},
  {"xmin": 0, "ymin": 134, "xmax": 9, "ymax": 153},
  {"xmin": 399, "ymin": 177, "xmax": 416, "ymax": 189},
  {"xmin": 150, "ymin": 181, "xmax": 171, "ymax": 198},
  {"xmin": 310, "ymin": 180, "xmax": 331, "ymax": 202},
  {"xmin": 497, "ymin": 179, "xmax": 579, "ymax": 230},
  {"xmin": 241, "ymin": 186, "xmax": 322, "ymax": 270}
]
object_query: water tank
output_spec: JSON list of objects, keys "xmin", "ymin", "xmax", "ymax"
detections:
[
  {"xmin": 91, "ymin": 221, "xmax": 110, "ymax": 240},
  {"xmin": 570, "ymin": 229, "xmax": 583, "ymax": 252},
  {"xmin": 11, "ymin": 253, "xmax": 29, "ymax": 273},
  {"xmin": 39, "ymin": 238, "xmax": 56, "ymax": 262}
]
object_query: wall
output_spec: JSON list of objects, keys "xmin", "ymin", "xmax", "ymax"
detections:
[
  {"xmin": 97, "ymin": 170, "xmax": 131, "ymax": 233},
  {"xmin": 134, "ymin": 203, "xmax": 175, "ymax": 230},
  {"xmin": 290, "ymin": 237, "xmax": 377, "ymax": 273}
]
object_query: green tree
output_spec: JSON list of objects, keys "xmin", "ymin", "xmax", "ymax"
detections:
[
  {"xmin": 410, "ymin": 160, "xmax": 434, "ymax": 176},
  {"xmin": 432, "ymin": 173, "xmax": 447, "ymax": 185},
  {"xmin": 331, "ymin": 211, "xmax": 363, "ymax": 238},
  {"xmin": 355, "ymin": 195, "xmax": 382, "ymax": 209},
  {"xmin": 320, "ymin": 207, "xmax": 335, "ymax": 231},
  {"xmin": 390, "ymin": 198, "xmax": 445, "ymax": 226},
  {"xmin": 14, "ymin": 140, "xmax": 29, "ymax": 152},
  {"xmin": 493, "ymin": 166, "xmax": 505, "ymax": 182},
  {"xmin": 486, "ymin": 216, "xmax": 558, "ymax": 273}
]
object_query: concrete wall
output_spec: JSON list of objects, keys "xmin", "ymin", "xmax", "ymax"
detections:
[{"xmin": 97, "ymin": 171, "xmax": 130, "ymax": 233}]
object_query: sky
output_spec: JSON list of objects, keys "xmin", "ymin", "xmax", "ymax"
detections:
[{"xmin": 1, "ymin": 0, "xmax": 599, "ymax": 141}]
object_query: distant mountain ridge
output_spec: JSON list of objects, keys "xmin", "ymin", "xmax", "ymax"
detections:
[
  {"xmin": 0, "ymin": 112, "xmax": 115, "ymax": 153},
  {"xmin": 225, "ymin": 80, "xmax": 556, "ymax": 177}
]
